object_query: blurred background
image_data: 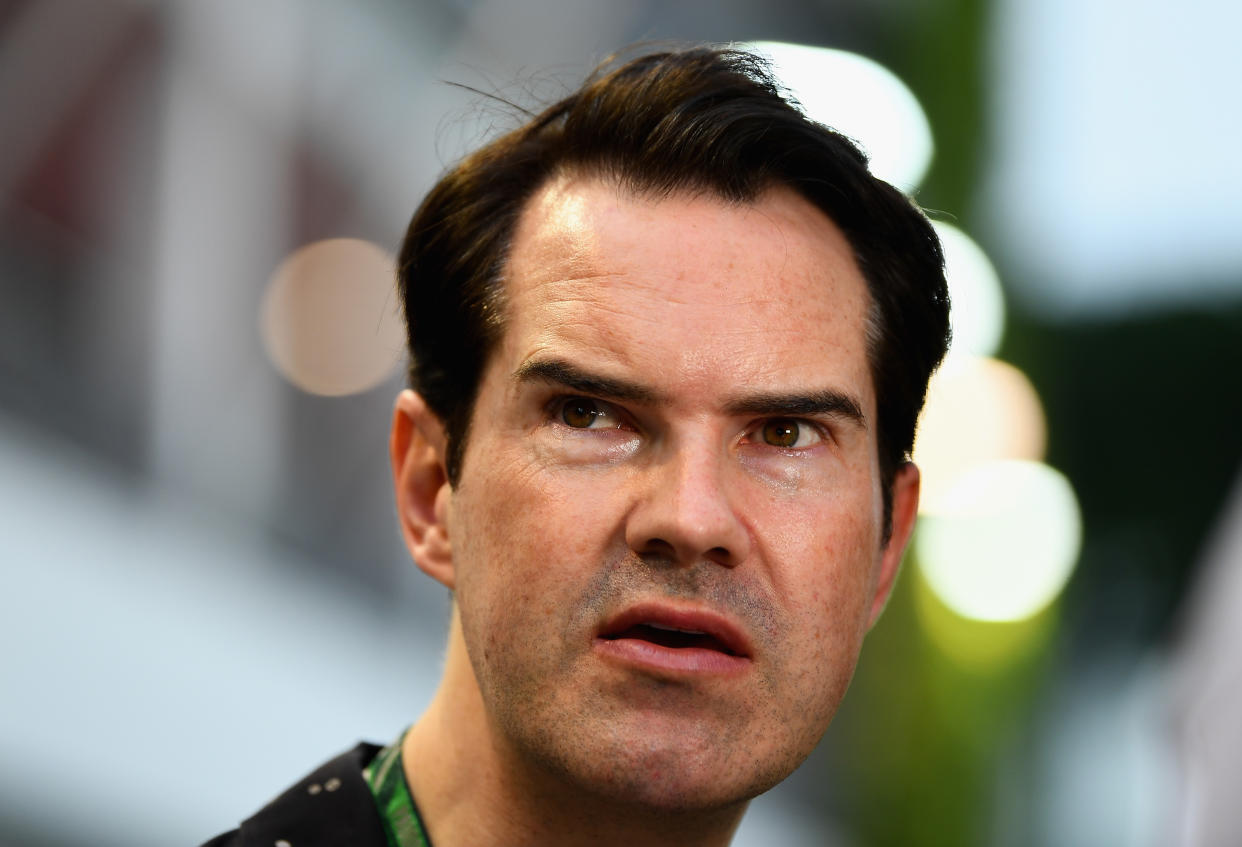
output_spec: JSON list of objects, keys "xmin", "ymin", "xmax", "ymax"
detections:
[{"xmin": 2, "ymin": 1, "xmax": 1240, "ymax": 845}]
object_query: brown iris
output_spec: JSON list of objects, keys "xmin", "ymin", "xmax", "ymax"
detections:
[
  {"xmin": 561, "ymin": 398, "xmax": 600, "ymax": 428},
  {"xmin": 762, "ymin": 419, "xmax": 801, "ymax": 447}
]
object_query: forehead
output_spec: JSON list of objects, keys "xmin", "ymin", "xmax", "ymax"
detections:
[{"xmin": 499, "ymin": 176, "xmax": 874, "ymax": 407}]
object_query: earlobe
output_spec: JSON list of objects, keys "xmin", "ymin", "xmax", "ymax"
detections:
[
  {"xmin": 867, "ymin": 462, "xmax": 921, "ymax": 629},
  {"xmin": 390, "ymin": 389, "xmax": 456, "ymax": 588}
]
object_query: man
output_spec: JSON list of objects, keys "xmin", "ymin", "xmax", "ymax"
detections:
[{"xmin": 204, "ymin": 45, "xmax": 949, "ymax": 847}]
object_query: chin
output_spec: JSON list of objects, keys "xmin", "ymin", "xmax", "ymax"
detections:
[{"xmin": 539, "ymin": 721, "xmax": 796, "ymax": 814}]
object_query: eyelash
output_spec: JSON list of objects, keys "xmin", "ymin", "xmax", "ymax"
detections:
[
  {"xmin": 548, "ymin": 396, "xmax": 632, "ymax": 431},
  {"xmin": 547, "ymin": 395, "xmax": 830, "ymax": 449},
  {"xmin": 742, "ymin": 418, "xmax": 830, "ymax": 450}
]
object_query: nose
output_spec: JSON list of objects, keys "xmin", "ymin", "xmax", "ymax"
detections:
[{"xmin": 625, "ymin": 437, "xmax": 751, "ymax": 567}]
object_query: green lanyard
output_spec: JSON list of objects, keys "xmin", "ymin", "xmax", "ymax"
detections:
[{"xmin": 363, "ymin": 736, "xmax": 433, "ymax": 847}]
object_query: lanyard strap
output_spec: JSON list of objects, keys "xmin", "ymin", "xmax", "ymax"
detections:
[{"xmin": 364, "ymin": 737, "xmax": 433, "ymax": 847}]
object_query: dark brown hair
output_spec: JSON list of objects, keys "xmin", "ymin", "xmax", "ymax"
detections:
[{"xmin": 397, "ymin": 46, "xmax": 950, "ymax": 534}]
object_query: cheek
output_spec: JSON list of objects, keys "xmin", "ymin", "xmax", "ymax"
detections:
[
  {"xmin": 762, "ymin": 486, "xmax": 880, "ymax": 636},
  {"xmin": 775, "ymin": 499, "xmax": 879, "ymax": 715},
  {"xmin": 451, "ymin": 456, "xmax": 618, "ymax": 617},
  {"xmin": 451, "ymin": 459, "xmax": 625, "ymax": 698}
]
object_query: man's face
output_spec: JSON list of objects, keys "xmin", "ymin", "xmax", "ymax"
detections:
[{"xmin": 438, "ymin": 176, "xmax": 915, "ymax": 809}]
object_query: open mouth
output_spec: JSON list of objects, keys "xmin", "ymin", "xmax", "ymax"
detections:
[
  {"xmin": 594, "ymin": 604, "xmax": 752, "ymax": 674},
  {"xmin": 602, "ymin": 623, "xmax": 740, "ymax": 655}
]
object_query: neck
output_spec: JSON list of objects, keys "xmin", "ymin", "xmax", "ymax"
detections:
[{"xmin": 402, "ymin": 610, "xmax": 746, "ymax": 847}]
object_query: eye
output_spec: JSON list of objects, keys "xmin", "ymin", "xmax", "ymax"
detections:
[
  {"xmin": 556, "ymin": 397, "xmax": 623, "ymax": 430},
  {"xmin": 757, "ymin": 418, "xmax": 824, "ymax": 449},
  {"xmin": 561, "ymin": 397, "xmax": 600, "ymax": 428}
]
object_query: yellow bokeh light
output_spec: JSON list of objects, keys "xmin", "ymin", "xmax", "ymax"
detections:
[
  {"xmin": 914, "ymin": 356, "xmax": 1047, "ymax": 514},
  {"xmin": 915, "ymin": 460, "xmax": 1082, "ymax": 623},
  {"xmin": 915, "ymin": 563, "xmax": 1058, "ymax": 670}
]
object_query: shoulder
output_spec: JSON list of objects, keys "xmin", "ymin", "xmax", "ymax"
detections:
[{"xmin": 198, "ymin": 742, "xmax": 387, "ymax": 847}]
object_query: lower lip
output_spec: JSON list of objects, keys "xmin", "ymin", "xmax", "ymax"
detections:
[{"xmin": 593, "ymin": 637, "xmax": 751, "ymax": 675}]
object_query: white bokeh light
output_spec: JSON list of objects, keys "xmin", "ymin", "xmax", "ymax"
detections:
[
  {"xmin": 744, "ymin": 41, "xmax": 934, "ymax": 192},
  {"xmin": 915, "ymin": 460, "xmax": 1082, "ymax": 622},
  {"xmin": 932, "ymin": 221, "xmax": 1006, "ymax": 360}
]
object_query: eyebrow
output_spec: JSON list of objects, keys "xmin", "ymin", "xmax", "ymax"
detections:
[
  {"xmin": 514, "ymin": 358, "xmax": 865, "ymax": 427},
  {"xmin": 513, "ymin": 359, "xmax": 662, "ymax": 404},
  {"xmin": 724, "ymin": 390, "xmax": 867, "ymax": 427}
]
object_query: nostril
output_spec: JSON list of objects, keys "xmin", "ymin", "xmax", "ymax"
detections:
[
  {"xmin": 639, "ymin": 537, "xmax": 677, "ymax": 559},
  {"xmin": 636, "ymin": 538, "xmax": 735, "ymax": 568}
]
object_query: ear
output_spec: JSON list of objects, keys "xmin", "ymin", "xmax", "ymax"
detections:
[
  {"xmin": 867, "ymin": 461, "xmax": 921, "ymax": 629},
  {"xmin": 390, "ymin": 389, "xmax": 455, "ymax": 588}
]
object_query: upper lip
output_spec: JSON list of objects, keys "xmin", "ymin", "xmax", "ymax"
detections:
[{"xmin": 596, "ymin": 601, "xmax": 754, "ymax": 658}]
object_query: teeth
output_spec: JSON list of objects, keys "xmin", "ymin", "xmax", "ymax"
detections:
[{"xmin": 646, "ymin": 622, "xmax": 706, "ymax": 635}]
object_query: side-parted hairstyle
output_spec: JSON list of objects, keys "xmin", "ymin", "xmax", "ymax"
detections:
[{"xmin": 397, "ymin": 45, "xmax": 950, "ymax": 534}]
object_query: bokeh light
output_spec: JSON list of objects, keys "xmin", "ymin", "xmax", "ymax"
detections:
[
  {"xmin": 914, "ymin": 356, "xmax": 1047, "ymax": 513},
  {"xmin": 260, "ymin": 238, "xmax": 404, "ymax": 397},
  {"xmin": 915, "ymin": 567, "xmax": 1058, "ymax": 670},
  {"xmin": 915, "ymin": 460, "xmax": 1082, "ymax": 623},
  {"xmin": 744, "ymin": 40, "xmax": 934, "ymax": 192},
  {"xmin": 932, "ymin": 221, "xmax": 1006, "ymax": 360}
]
